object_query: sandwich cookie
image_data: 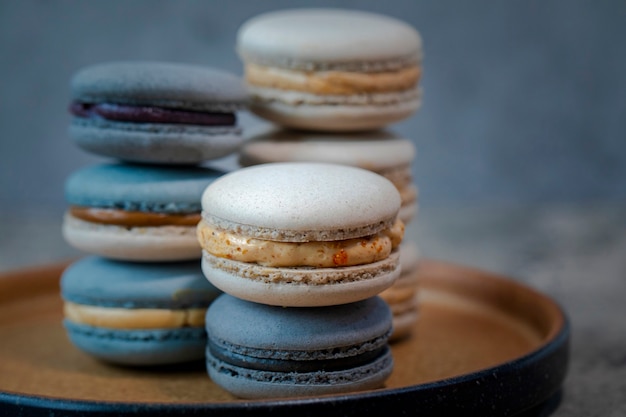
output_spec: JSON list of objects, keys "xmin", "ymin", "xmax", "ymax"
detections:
[
  {"xmin": 69, "ymin": 61, "xmax": 247, "ymax": 164},
  {"xmin": 205, "ymin": 294, "xmax": 394, "ymax": 398},
  {"xmin": 61, "ymin": 256, "xmax": 222, "ymax": 365},
  {"xmin": 197, "ymin": 162, "xmax": 404, "ymax": 307},
  {"xmin": 63, "ymin": 163, "xmax": 223, "ymax": 261},
  {"xmin": 239, "ymin": 127, "xmax": 419, "ymax": 224},
  {"xmin": 379, "ymin": 241, "xmax": 421, "ymax": 342},
  {"xmin": 236, "ymin": 9, "xmax": 423, "ymax": 131}
]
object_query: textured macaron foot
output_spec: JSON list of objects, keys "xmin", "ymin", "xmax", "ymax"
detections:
[
  {"xmin": 64, "ymin": 321, "xmax": 207, "ymax": 366},
  {"xmin": 61, "ymin": 257, "xmax": 222, "ymax": 365},
  {"xmin": 69, "ymin": 61, "xmax": 247, "ymax": 164},
  {"xmin": 236, "ymin": 9, "xmax": 423, "ymax": 131},
  {"xmin": 63, "ymin": 163, "xmax": 223, "ymax": 261},
  {"xmin": 197, "ymin": 162, "xmax": 404, "ymax": 307},
  {"xmin": 205, "ymin": 294, "xmax": 394, "ymax": 399}
]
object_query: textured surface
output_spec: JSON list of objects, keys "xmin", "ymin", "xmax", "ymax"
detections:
[
  {"xmin": 237, "ymin": 9, "xmax": 422, "ymax": 70},
  {"xmin": 201, "ymin": 163, "xmax": 401, "ymax": 240},
  {"xmin": 71, "ymin": 61, "xmax": 247, "ymax": 111},
  {"xmin": 65, "ymin": 163, "xmax": 224, "ymax": 213},
  {"xmin": 239, "ymin": 127, "xmax": 416, "ymax": 169},
  {"xmin": 61, "ymin": 256, "xmax": 220, "ymax": 308}
]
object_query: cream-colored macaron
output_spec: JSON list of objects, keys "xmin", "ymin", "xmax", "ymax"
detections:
[
  {"xmin": 236, "ymin": 9, "xmax": 423, "ymax": 131},
  {"xmin": 197, "ymin": 162, "xmax": 405, "ymax": 307},
  {"xmin": 239, "ymin": 127, "xmax": 419, "ymax": 224}
]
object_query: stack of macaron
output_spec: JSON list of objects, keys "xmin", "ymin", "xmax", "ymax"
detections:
[
  {"xmin": 235, "ymin": 8, "xmax": 424, "ymax": 341},
  {"xmin": 197, "ymin": 162, "xmax": 404, "ymax": 398},
  {"xmin": 60, "ymin": 61, "xmax": 247, "ymax": 365}
]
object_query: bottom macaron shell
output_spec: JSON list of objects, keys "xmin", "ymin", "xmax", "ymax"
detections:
[
  {"xmin": 64, "ymin": 320, "xmax": 206, "ymax": 366},
  {"xmin": 63, "ymin": 215, "xmax": 200, "ymax": 261},
  {"xmin": 201, "ymin": 251, "xmax": 401, "ymax": 307},
  {"xmin": 248, "ymin": 96, "xmax": 421, "ymax": 132},
  {"xmin": 206, "ymin": 346, "xmax": 393, "ymax": 399},
  {"xmin": 70, "ymin": 120, "xmax": 243, "ymax": 164}
]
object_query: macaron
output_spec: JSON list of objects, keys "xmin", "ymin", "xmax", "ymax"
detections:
[
  {"xmin": 63, "ymin": 163, "xmax": 223, "ymax": 262},
  {"xmin": 236, "ymin": 9, "xmax": 423, "ymax": 131},
  {"xmin": 205, "ymin": 294, "xmax": 394, "ymax": 398},
  {"xmin": 379, "ymin": 241, "xmax": 421, "ymax": 342},
  {"xmin": 69, "ymin": 61, "xmax": 247, "ymax": 164},
  {"xmin": 61, "ymin": 256, "xmax": 222, "ymax": 365},
  {"xmin": 239, "ymin": 127, "xmax": 419, "ymax": 224},
  {"xmin": 197, "ymin": 162, "xmax": 404, "ymax": 307}
]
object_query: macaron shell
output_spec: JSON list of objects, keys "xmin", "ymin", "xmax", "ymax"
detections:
[
  {"xmin": 237, "ymin": 9, "xmax": 422, "ymax": 70},
  {"xmin": 71, "ymin": 61, "xmax": 247, "ymax": 111},
  {"xmin": 64, "ymin": 321, "xmax": 206, "ymax": 366},
  {"xmin": 239, "ymin": 127, "xmax": 416, "ymax": 169},
  {"xmin": 61, "ymin": 256, "xmax": 221, "ymax": 308},
  {"xmin": 201, "ymin": 162, "xmax": 401, "ymax": 242},
  {"xmin": 201, "ymin": 250, "xmax": 400, "ymax": 307},
  {"xmin": 247, "ymin": 89, "xmax": 421, "ymax": 132},
  {"xmin": 206, "ymin": 347, "xmax": 393, "ymax": 399},
  {"xmin": 206, "ymin": 295, "xmax": 392, "ymax": 351},
  {"xmin": 70, "ymin": 118, "xmax": 244, "ymax": 164},
  {"xmin": 63, "ymin": 214, "xmax": 201, "ymax": 262},
  {"xmin": 65, "ymin": 163, "xmax": 223, "ymax": 213}
]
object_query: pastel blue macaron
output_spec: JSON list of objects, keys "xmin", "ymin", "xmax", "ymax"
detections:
[
  {"xmin": 69, "ymin": 61, "xmax": 248, "ymax": 164},
  {"xmin": 61, "ymin": 256, "xmax": 222, "ymax": 366},
  {"xmin": 63, "ymin": 163, "xmax": 224, "ymax": 261},
  {"xmin": 205, "ymin": 294, "xmax": 394, "ymax": 399}
]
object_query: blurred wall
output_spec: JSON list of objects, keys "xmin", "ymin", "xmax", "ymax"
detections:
[{"xmin": 1, "ymin": 0, "xmax": 624, "ymax": 213}]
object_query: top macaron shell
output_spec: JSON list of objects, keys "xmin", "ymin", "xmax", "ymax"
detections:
[
  {"xmin": 65, "ymin": 163, "xmax": 223, "ymax": 213},
  {"xmin": 69, "ymin": 61, "xmax": 248, "ymax": 164},
  {"xmin": 237, "ymin": 9, "xmax": 422, "ymax": 70},
  {"xmin": 239, "ymin": 128, "xmax": 416, "ymax": 170},
  {"xmin": 61, "ymin": 256, "xmax": 222, "ymax": 309},
  {"xmin": 201, "ymin": 162, "xmax": 401, "ymax": 242}
]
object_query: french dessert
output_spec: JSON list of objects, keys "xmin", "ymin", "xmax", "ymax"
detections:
[
  {"xmin": 239, "ymin": 127, "xmax": 419, "ymax": 224},
  {"xmin": 205, "ymin": 294, "xmax": 393, "ymax": 398},
  {"xmin": 69, "ymin": 61, "xmax": 247, "ymax": 164},
  {"xmin": 197, "ymin": 162, "xmax": 405, "ymax": 307},
  {"xmin": 63, "ymin": 163, "xmax": 223, "ymax": 261},
  {"xmin": 61, "ymin": 256, "xmax": 222, "ymax": 365},
  {"xmin": 236, "ymin": 8, "xmax": 423, "ymax": 131}
]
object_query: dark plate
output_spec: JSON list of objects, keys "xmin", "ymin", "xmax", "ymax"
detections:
[{"xmin": 0, "ymin": 259, "xmax": 569, "ymax": 416}]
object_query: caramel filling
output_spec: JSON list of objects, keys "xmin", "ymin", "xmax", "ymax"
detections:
[
  {"xmin": 70, "ymin": 206, "xmax": 201, "ymax": 227},
  {"xmin": 197, "ymin": 219, "xmax": 404, "ymax": 268},
  {"xmin": 245, "ymin": 63, "xmax": 421, "ymax": 95},
  {"xmin": 64, "ymin": 302, "xmax": 206, "ymax": 329}
]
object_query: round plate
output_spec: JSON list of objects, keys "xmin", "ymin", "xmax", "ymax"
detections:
[{"xmin": 0, "ymin": 259, "xmax": 569, "ymax": 416}]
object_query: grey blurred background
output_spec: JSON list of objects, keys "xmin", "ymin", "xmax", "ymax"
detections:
[{"xmin": 1, "ymin": 0, "xmax": 625, "ymax": 268}]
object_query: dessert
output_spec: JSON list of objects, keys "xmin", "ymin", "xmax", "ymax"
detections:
[
  {"xmin": 61, "ymin": 256, "xmax": 222, "ymax": 365},
  {"xmin": 236, "ymin": 8, "xmax": 423, "ymax": 131},
  {"xmin": 69, "ymin": 61, "xmax": 247, "ymax": 164},
  {"xmin": 63, "ymin": 163, "xmax": 223, "ymax": 261},
  {"xmin": 205, "ymin": 294, "xmax": 393, "ymax": 398},
  {"xmin": 197, "ymin": 162, "xmax": 404, "ymax": 307}
]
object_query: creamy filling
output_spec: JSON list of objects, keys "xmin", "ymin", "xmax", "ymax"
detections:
[
  {"xmin": 197, "ymin": 219, "xmax": 404, "ymax": 268},
  {"xmin": 245, "ymin": 63, "xmax": 420, "ymax": 95},
  {"xmin": 69, "ymin": 206, "xmax": 201, "ymax": 227},
  {"xmin": 70, "ymin": 101, "xmax": 236, "ymax": 126},
  {"xmin": 64, "ymin": 302, "xmax": 206, "ymax": 329}
]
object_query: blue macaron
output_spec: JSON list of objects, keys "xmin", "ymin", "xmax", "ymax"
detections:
[
  {"xmin": 63, "ymin": 163, "xmax": 224, "ymax": 261},
  {"xmin": 69, "ymin": 61, "xmax": 248, "ymax": 164},
  {"xmin": 205, "ymin": 294, "xmax": 394, "ymax": 398},
  {"xmin": 61, "ymin": 256, "xmax": 222, "ymax": 366}
]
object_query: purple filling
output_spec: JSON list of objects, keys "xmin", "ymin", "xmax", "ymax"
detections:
[{"xmin": 69, "ymin": 102, "xmax": 236, "ymax": 126}]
